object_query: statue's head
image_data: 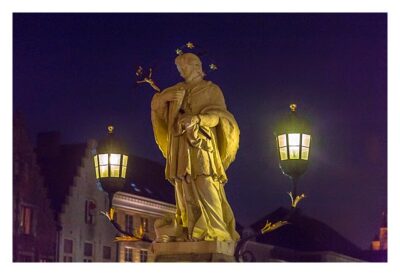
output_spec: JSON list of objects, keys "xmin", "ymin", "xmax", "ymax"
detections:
[{"xmin": 175, "ymin": 53, "xmax": 205, "ymax": 82}]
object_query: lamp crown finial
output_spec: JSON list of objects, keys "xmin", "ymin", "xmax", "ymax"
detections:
[
  {"xmin": 107, "ymin": 125, "xmax": 114, "ymax": 134},
  {"xmin": 290, "ymin": 104, "xmax": 297, "ymax": 112}
]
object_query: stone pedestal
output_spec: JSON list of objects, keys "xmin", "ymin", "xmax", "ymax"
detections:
[{"xmin": 151, "ymin": 241, "xmax": 237, "ymax": 262}]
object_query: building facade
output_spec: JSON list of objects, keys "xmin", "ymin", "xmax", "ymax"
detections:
[
  {"xmin": 113, "ymin": 192, "xmax": 175, "ymax": 262},
  {"xmin": 56, "ymin": 139, "xmax": 118, "ymax": 262},
  {"xmin": 35, "ymin": 133, "xmax": 118, "ymax": 262},
  {"xmin": 13, "ymin": 114, "xmax": 57, "ymax": 262},
  {"xmin": 34, "ymin": 131, "xmax": 176, "ymax": 262}
]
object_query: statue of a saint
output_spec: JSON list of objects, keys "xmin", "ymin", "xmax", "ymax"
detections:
[{"xmin": 151, "ymin": 53, "xmax": 240, "ymax": 242}]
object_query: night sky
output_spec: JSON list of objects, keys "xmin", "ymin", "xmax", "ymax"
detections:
[{"xmin": 13, "ymin": 13, "xmax": 387, "ymax": 249}]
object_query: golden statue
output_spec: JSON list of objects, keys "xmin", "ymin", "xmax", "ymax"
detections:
[{"xmin": 151, "ymin": 53, "xmax": 240, "ymax": 242}]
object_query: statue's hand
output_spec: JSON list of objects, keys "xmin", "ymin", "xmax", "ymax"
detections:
[
  {"xmin": 178, "ymin": 114, "xmax": 199, "ymax": 129},
  {"xmin": 162, "ymin": 88, "xmax": 185, "ymax": 102}
]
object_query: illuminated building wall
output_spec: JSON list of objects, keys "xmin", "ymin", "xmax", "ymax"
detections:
[{"xmin": 112, "ymin": 192, "xmax": 175, "ymax": 262}]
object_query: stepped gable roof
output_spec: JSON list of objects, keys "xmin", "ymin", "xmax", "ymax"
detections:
[
  {"xmin": 250, "ymin": 207, "xmax": 362, "ymax": 259},
  {"xmin": 36, "ymin": 131, "xmax": 175, "ymax": 217},
  {"xmin": 122, "ymin": 155, "xmax": 175, "ymax": 205},
  {"xmin": 35, "ymin": 131, "xmax": 87, "ymax": 216}
]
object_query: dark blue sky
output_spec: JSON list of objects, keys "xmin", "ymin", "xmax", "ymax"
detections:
[{"xmin": 13, "ymin": 13, "xmax": 387, "ymax": 249}]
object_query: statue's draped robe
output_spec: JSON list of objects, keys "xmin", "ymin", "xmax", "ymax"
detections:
[{"xmin": 151, "ymin": 80, "xmax": 240, "ymax": 241}]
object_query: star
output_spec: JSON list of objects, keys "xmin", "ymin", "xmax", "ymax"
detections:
[
  {"xmin": 176, "ymin": 48, "xmax": 183, "ymax": 55},
  {"xmin": 186, "ymin": 42, "xmax": 195, "ymax": 49},
  {"xmin": 209, "ymin": 63, "xmax": 218, "ymax": 70}
]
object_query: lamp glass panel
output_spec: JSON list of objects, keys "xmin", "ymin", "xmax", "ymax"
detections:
[
  {"xmin": 122, "ymin": 155, "xmax": 128, "ymax": 167},
  {"xmin": 301, "ymin": 147, "xmax": 309, "ymax": 160},
  {"xmin": 288, "ymin": 133, "xmax": 300, "ymax": 146},
  {"xmin": 99, "ymin": 165, "xmax": 108, "ymax": 177},
  {"xmin": 289, "ymin": 146, "xmax": 300, "ymax": 159},
  {"xmin": 110, "ymin": 165, "xmax": 120, "ymax": 177},
  {"xmin": 95, "ymin": 167, "xmax": 99, "ymax": 179},
  {"xmin": 93, "ymin": 156, "xmax": 98, "ymax": 167},
  {"xmin": 302, "ymin": 134, "xmax": 311, "ymax": 147},
  {"xmin": 278, "ymin": 134, "xmax": 287, "ymax": 147},
  {"xmin": 121, "ymin": 167, "xmax": 127, "ymax": 178},
  {"xmin": 99, "ymin": 154, "xmax": 109, "ymax": 165},
  {"xmin": 279, "ymin": 147, "xmax": 288, "ymax": 160},
  {"xmin": 110, "ymin": 154, "xmax": 121, "ymax": 165}
]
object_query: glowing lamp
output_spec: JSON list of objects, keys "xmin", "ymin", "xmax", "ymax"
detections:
[
  {"xmin": 274, "ymin": 104, "xmax": 311, "ymax": 180},
  {"xmin": 94, "ymin": 125, "xmax": 128, "ymax": 210}
]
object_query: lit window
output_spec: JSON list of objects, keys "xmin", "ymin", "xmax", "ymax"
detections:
[
  {"xmin": 21, "ymin": 206, "xmax": 33, "ymax": 235},
  {"xmin": 140, "ymin": 250, "xmax": 148, "ymax": 262},
  {"xmin": 125, "ymin": 248, "xmax": 133, "ymax": 262},
  {"xmin": 85, "ymin": 200, "xmax": 96, "ymax": 224}
]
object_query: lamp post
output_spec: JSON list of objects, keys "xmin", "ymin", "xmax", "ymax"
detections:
[
  {"xmin": 274, "ymin": 103, "xmax": 311, "ymax": 205},
  {"xmin": 93, "ymin": 125, "xmax": 128, "ymax": 221},
  {"xmin": 235, "ymin": 103, "xmax": 312, "ymax": 262},
  {"xmin": 93, "ymin": 126, "xmax": 149, "ymax": 241}
]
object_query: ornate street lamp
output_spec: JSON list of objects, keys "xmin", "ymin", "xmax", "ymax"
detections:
[
  {"xmin": 235, "ymin": 103, "xmax": 312, "ymax": 262},
  {"xmin": 93, "ymin": 125, "xmax": 128, "ymax": 221},
  {"xmin": 274, "ymin": 103, "xmax": 311, "ymax": 206}
]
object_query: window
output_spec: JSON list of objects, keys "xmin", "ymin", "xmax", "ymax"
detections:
[
  {"xmin": 141, "ymin": 217, "xmax": 148, "ymax": 232},
  {"xmin": 85, "ymin": 200, "xmax": 96, "ymax": 224},
  {"xmin": 125, "ymin": 215, "xmax": 133, "ymax": 234},
  {"xmin": 84, "ymin": 242, "xmax": 93, "ymax": 257},
  {"xmin": 124, "ymin": 248, "xmax": 133, "ymax": 262},
  {"xmin": 103, "ymin": 246, "xmax": 111, "ymax": 260},
  {"xmin": 64, "ymin": 239, "xmax": 73, "ymax": 254},
  {"xmin": 140, "ymin": 250, "xmax": 148, "ymax": 262},
  {"xmin": 20, "ymin": 206, "xmax": 33, "ymax": 235}
]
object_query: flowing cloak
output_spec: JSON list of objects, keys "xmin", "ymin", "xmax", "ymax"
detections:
[{"xmin": 150, "ymin": 80, "xmax": 240, "ymax": 185}]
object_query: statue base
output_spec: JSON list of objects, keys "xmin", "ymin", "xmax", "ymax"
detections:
[{"xmin": 151, "ymin": 240, "xmax": 237, "ymax": 262}]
